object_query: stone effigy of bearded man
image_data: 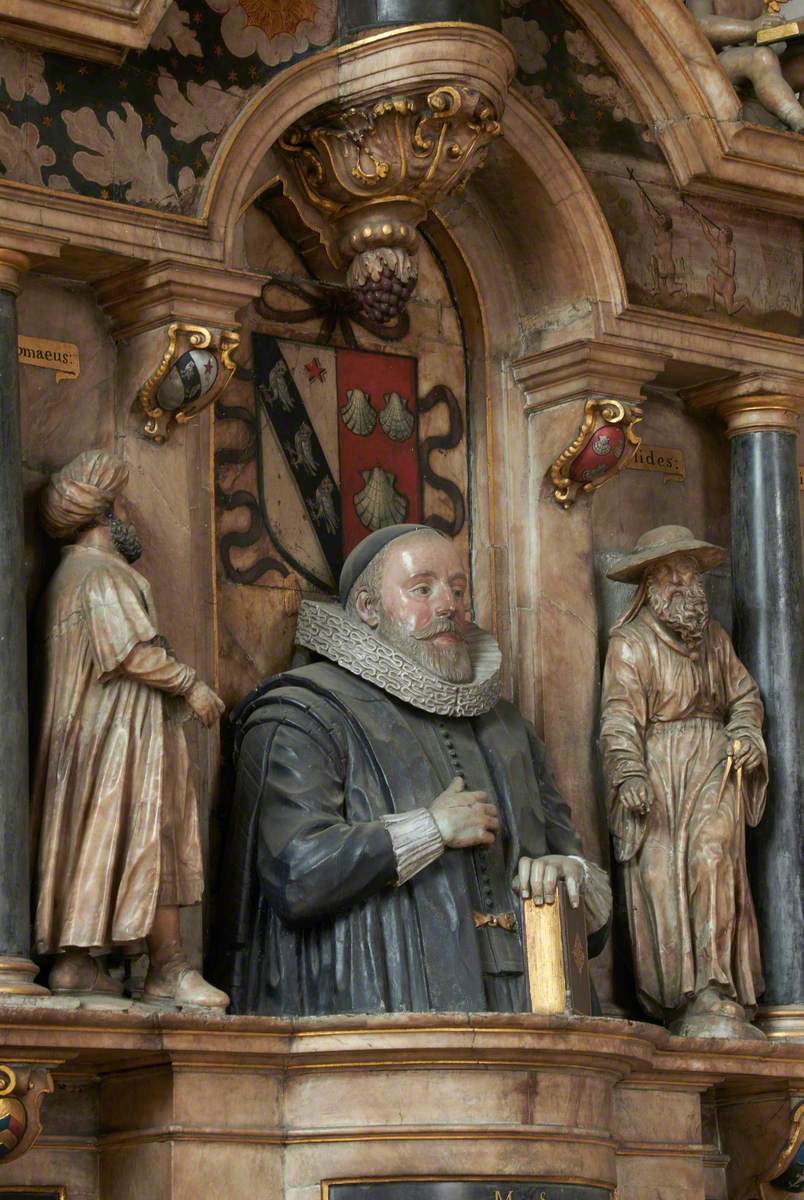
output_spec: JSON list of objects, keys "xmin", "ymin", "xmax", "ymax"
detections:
[
  {"xmin": 600, "ymin": 525, "xmax": 768, "ymax": 1039},
  {"xmin": 218, "ymin": 524, "xmax": 611, "ymax": 1016},
  {"xmin": 33, "ymin": 449, "xmax": 228, "ymax": 1008}
]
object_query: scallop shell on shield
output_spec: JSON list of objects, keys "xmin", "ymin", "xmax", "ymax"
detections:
[
  {"xmin": 354, "ymin": 467, "xmax": 408, "ymax": 531},
  {"xmin": 340, "ymin": 387, "xmax": 377, "ymax": 436},
  {"xmin": 379, "ymin": 391, "xmax": 414, "ymax": 442}
]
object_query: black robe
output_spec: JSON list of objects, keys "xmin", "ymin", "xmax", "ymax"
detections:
[{"xmin": 216, "ymin": 662, "xmax": 598, "ymax": 1016}]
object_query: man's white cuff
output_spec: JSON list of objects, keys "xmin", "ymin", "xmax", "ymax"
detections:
[{"xmin": 380, "ymin": 809, "xmax": 445, "ymax": 885}]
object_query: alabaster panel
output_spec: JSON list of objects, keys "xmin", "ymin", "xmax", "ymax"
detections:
[
  {"xmin": 583, "ymin": 153, "xmax": 803, "ymax": 337},
  {"xmin": 615, "ymin": 1086, "xmax": 701, "ymax": 1146},
  {"xmin": 0, "ymin": 1142, "xmax": 98, "ymax": 1198},
  {"xmin": 615, "ymin": 1155, "xmax": 706, "ymax": 1200},
  {"xmin": 522, "ymin": 399, "xmax": 609, "ymax": 864},
  {"xmin": 283, "ymin": 1134, "xmax": 614, "ymax": 1191},
  {"xmin": 171, "ymin": 1067, "xmax": 283, "ymax": 1129},
  {"xmin": 100, "ymin": 1141, "xmax": 172, "ymax": 1200},
  {"xmin": 285, "ymin": 1065, "xmax": 611, "ymax": 1132},
  {"xmin": 18, "ymin": 276, "xmax": 117, "ymax": 611},
  {"xmin": 101, "ymin": 1066, "xmax": 175, "ymax": 1133},
  {"xmin": 284, "ymin": 1066, "xmax": 526, "ymax": 1129},
  {"xmin": 173, "ymin": 1140, "xmax": 283, "ymax": 1200}
]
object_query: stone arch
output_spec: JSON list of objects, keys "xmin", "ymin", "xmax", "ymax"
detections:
[{"xmin": 200, "ymin": 23, "xmax": 627, "ymax": 318}]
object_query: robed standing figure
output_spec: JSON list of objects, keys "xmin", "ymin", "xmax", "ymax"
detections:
[
  {"xmin": 601, "ymin": 526, "xmax": 767, "ymax": 1038},
  {"xmin": 34, "ymin": 450, "xmax": 228, "ymax": 1008},
  {"xmin": 218, "ymin": 524, "xmax": 610, "ymax": 1015}
]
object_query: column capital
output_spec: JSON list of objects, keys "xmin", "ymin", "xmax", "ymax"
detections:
[
  {"xmin": 683, "ymin": 372, "xmax": 804, "ymax": 437},
  {"xmin": 95, "ymin": 259, "xmax": 264, "ymax": 340},
  {"xmin": 512, "ymin": 338, "xmax": 666, "ymax": 413},
  {"xmin": 0, "ymin": 224, "xmax": 67, "ymax": 295},
  {"xmin": 0, "ymin": 251, "xmax": 30, "ymax": 297}
]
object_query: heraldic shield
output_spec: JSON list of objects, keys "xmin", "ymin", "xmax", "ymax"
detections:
[{"xmin": 252, "ymin": 333, "xmax": 422, "ymax": 587}]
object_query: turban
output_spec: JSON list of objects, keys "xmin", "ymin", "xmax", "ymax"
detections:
[
  {"xmin": 41, "ymin": 449, "xmax": 129, "ymax": 540},
  {"xmin": 338, "ymin": 523, "xmax": 442, "ymax": 607}
]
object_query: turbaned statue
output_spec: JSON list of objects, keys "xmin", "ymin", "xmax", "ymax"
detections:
[
  {"xmin": 218, "ymin": 524, "xmax": 611, "ymax": 1015},
  {"xmin": 601, "ymin": 526, "xmax": 767, "ymax": 1039},
  {"xmin": 34, "ymin": 450, "xmax": 228, "ymax": 1009}
]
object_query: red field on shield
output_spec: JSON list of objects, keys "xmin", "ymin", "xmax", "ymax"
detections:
[{"xmin": 336, "ymin": 348, "xmax": 421, "ymax": 557}]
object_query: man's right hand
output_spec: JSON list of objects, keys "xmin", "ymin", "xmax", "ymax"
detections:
[
  {"xmin": 429, "ymin": 776, "xmax": 500, "ymax": 848},
  {"xmin": 753, "ymin": 13, "xmax": 785, "ymax": 31},
  {"xmin": 618, "ymin": 777, "xmax": 653, "ymax": 816},
  {"xmin": 185, "ymin": 680, "xmax": 226, "ymax": 728}
]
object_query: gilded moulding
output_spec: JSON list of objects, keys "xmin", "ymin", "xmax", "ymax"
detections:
[
  {"xmin": 277, "ymin": 83, "xmax": 503, "ymax": 322},
  {"xmin": 137, "ymin": 322, "xmax": 240, "ymax": 444},
  {"xmin": 548, "ymin": 397, "xmax": 643, "ymax": 509},
  {"xmin": 0, "ymin": 1064, "xmax": 54, "ymax": 1165},
  {"xmin": 758, "ymin": 1099, "xmax": 804, "ymax": 1197}
]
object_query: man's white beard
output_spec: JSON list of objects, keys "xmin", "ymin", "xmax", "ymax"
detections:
[
  {"xmin": 376, "ymin": 610, "xmax": 474, "ymax": 683},
  {"xmin": 647, "ymin": 574, "xmax": 709, "ymax": 647}
]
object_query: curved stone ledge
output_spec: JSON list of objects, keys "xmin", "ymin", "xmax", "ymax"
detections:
[{"xmin": 0, "ymin": 1008, "xmax": 800, "ymax": 1197}]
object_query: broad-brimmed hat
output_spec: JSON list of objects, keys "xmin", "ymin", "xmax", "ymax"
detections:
[{"xmin": 607, "ymin": 525, "xmax": 726, "ymax": 584}]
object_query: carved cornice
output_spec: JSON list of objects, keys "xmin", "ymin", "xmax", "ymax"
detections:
[
  {"xmin": 94, "ymin": 259, "xmax": 263, "ymax": 340},
  {"xmin": 683, "ymin": 372, "xmax": 804, "ymax": 437},
  {"xmin": 0, "ymin": 0, "xmax": 174, "ymax": 65},
  {"xmin": 0, "ymin": 225, "xmax": 67, "ymax": 295},
  {"xmin": 513, "ymin": 339, "xmax": 666, "ymax": 413}
]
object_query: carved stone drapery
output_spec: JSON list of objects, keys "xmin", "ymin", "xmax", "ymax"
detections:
[{"xmin": 277, "ymin": 76, "xmax": 510, "ymax": 321}]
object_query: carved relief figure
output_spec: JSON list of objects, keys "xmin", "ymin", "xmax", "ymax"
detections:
[
  {"xmin": 687, "ymin": 0, "xmax": 804, "ymax": 131},
  {"xmin": 631, "ymin": 174, "xmax": 687, "ymax": 299},
  {"xmin": 600, "ymin": 526, "xmax": 768, "ymax": 1038},
  {"xmin": 218, "ymin": 524, "xmax": 611, "ymax": 1015},
  {"xmin": 687, "ymin": 201, "xmax": 749, "ymax": 314},
  {"xmin": 34, "ymin": 450, "xmax": 229, "ymax": 1009}
]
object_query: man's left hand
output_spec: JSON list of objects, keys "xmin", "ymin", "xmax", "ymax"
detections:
[{"xmin": 513, "ymin": 855, "xmax": 585, "ymax": 909}]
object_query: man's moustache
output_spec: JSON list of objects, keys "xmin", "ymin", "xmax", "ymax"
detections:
[{"xmin": 413, "ymin": 617, "xmax": 466, "ymax": 642}]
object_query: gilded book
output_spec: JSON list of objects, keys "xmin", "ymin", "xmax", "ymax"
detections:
[
  {"xmin": 521, "ymin": 882, "xmax": 592, "ymax": 1015},
  {"xmin": 756, "ymin": 18, "xmax": 804, "ymax": 43}
]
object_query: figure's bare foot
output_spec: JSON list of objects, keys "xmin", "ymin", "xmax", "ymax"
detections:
[{"xmin": 49, "ymin": 950, "xmax": 123, "ymax": 996}]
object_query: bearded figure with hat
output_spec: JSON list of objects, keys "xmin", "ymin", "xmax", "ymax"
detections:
[
  {"xmin": 601, "ymin": 526, "xmax": 768, "ymax": 1038},
  {"xmin": 218, "ymin": 524, "xmax": 611, "ymax": 1015},
  {"xmin": 33, "ymin": 450, "xmax": 229, "ymax": 1009}
]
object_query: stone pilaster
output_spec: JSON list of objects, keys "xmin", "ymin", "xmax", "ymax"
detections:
[
  {"xmin": 686, "ymin": 374, "xmax": 804, "ymax": 1038},
  {"xmin": 510, "ymin": 340, "xmax": 665, "ymax": 1010},
  {"xmin": 0, "ymin": 249, "xmax": 48, "ymax": 996},
  {"xmin": 95, "ymin": 261, "xmax": 262, "ymax": 974}
]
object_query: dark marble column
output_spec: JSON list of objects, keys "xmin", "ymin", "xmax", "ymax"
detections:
[
  {"xmin": 725, "ymin": 399, "xmax": 803, "ymax": 1034},
  {"xmin": 0, "ymin": 254, "xmax": 47, "ymax": 996}
]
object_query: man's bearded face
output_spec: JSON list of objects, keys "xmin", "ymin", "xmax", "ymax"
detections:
[
  {"xmin": 108, "ymin": 508, "xmax": 142, "ymax": 564},
  {"xmin": 364, "ymin": 532, "xmax": 474, "ymax": 684},
  {"xmin": 646, "ymin": 553, "xmax": 709, "ymax": 646},
  {"xmin": 377, "ymin": 607, "xmax": 473, "ymax": 683}
]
